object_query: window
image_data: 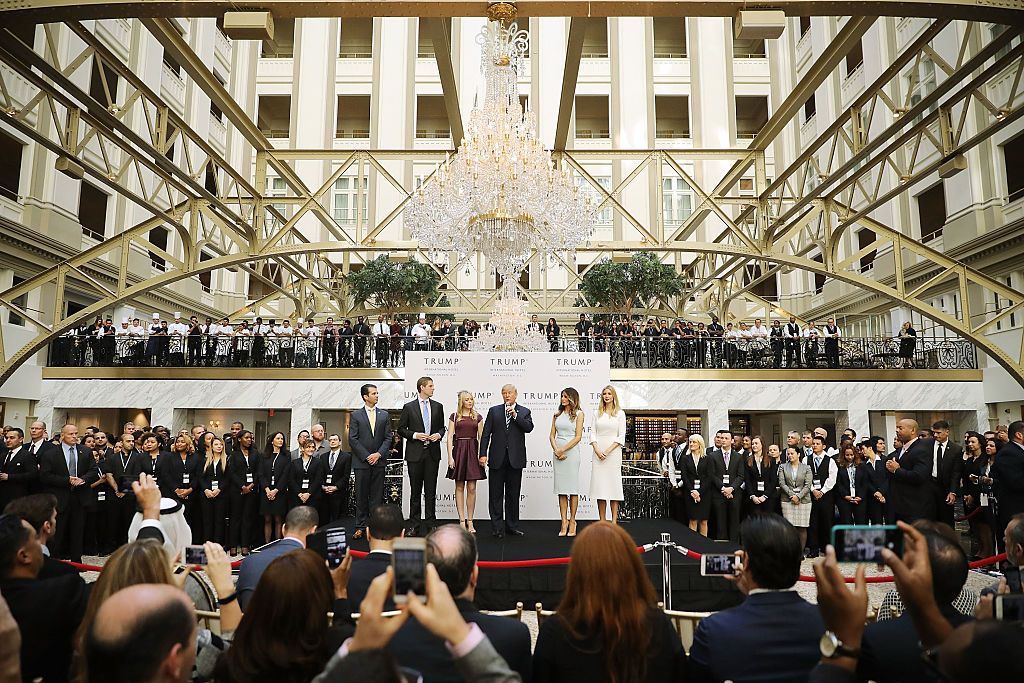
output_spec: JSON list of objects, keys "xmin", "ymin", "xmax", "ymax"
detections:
[
  {"xmin": 1003, "ymin": 134, "xmax": 1024, "ymax": 203},
  {"xmin": 415, "ymin": 96, "xmax": 451, "ymax": 139},
  {"xmin": 857, "ymin": 228, "xmax": 877, "ymax": 273},
  {"xmin": 78, "ymin": 182, "xmax": 108, "ymax": 241},
  {"xmin": 9, "ymin": 275, "xmax": 26, "ymax": 326},
  {"xmin": 907, "ymin": 56, "xmax": 937, "ymax": 113},
  {"xmin": 653, "ymin": 17, "xmax": 687, "ymax": 58},
  {"xmin": 803, "ymin": 94, "xmax": 816, "ymax": 122},
  {"xmin": 336, "ymin": 95, "xmax": 371, "ymax": 138},
  {"xmin": 992, "ymin": 23, "xmax": 1022, "ymax": 61},
  {"xmin": 204, "ymin": 164, "xmax": 218, "ymax": 195},
  {"xmin": 845, "ymin": 40, "xmax": 864, "ymax": 76},
  {"xmin": 991, "ymin": 276, "xmax": 1017, "ymax": 331},
  {"xmin": 799, "ymin": 16, "xmax": 811, "ymax": 36},
  {"xmin": 417, "ymin": 18, "xmax": 458, "ymax": 59},
  {"xmin": 662, "ymin": 177, "xmax": 693, "ymax": 228},
  {"xmin": 733, "ymin": 38, "xmax": 766, "ymax": 58},
  {"xmin": 333, "ymin": 176, "xmax": 368, "ymax": 227},
  {"xmin": 257, "ymin": 95, "xmax": 291, "ymax": 138},
  {"xmin": 198, "ymin": 250, "xmax": 213, "ymax": 293},
  {"xmin": 735, "ymin": 96, "xmax": 769, "ymax": 138},
  {"xmin": 812, "ymin": 253, "xmax": 825, "ymax": 295},
  {"xmin": 917, "ymin": 183, "xmax": 946, "ymax": 243},
  {"xmin": 577, "ymin": 175, "xmax": 612, "ymax": 227},
  {"xmin": 261, "ymin": 17, "xmax": 294, "ymax": 57},
  {"xmin": 148, "ymin": 226, "xmax": 169, "ymax": 271},
  {"xmin": 210, "ymin": 73, "xmax": 226, "ymax": 122},
  {"xmin": 581, "ymin": 18, "xmax": 608, "ymax": 58},
  {"xmin": 655, "ymin": 95, "xmax": 690, "ymax": 138},
  {"xmin": 89, "ymin": 58, "xmax": 119, "ymax": 108},
  {"xmin": 574, "ymin": 95, "xmax": 610, "ymax": 139},
  {"xmin": 265, "ymin": 177, "xmax": 288, "ymax": 230},
  {"xmin": 162, "ymin": 50, "xmax": 182, "ymax": 78},
  {"xmin": 340, "ymin": 18, "xmax": 373, "ymax": 58},
  {"xmin": 0, "ymin": 131, "xmax": 24, "ymax": 201},
  {"xmin": 743, "ymin": 264, "xmax": 777, "ymax": 299}
]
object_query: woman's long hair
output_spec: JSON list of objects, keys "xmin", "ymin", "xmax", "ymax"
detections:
[
  {"xmin": 204, "ymin": 436, "xmax": 228, "ymax": 473},
  {"xmin": 214, "ymin": 549, "xmax": 336, "ymax": 683},
  {"xmin": 556, "ymin": 387, "xmax": 580, "ymax": 420},
  {"xmin": 557, "ymin": 522, "xmax": 656, "ymax": 683},
  {"xmin": 264, "ymin": 431, "xmax": 287, "ymax": 458},
  {"xmin": 597, "ymin": 385, "xmax": 621, "ymax": 417},
  {"xmin": 746, "ymin": 435, "xmax": 771, "ymax": 469}
]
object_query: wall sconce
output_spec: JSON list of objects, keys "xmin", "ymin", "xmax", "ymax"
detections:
[{"xmin": 209, "ymin": 420, "xmax": 221, "ymax": 430}]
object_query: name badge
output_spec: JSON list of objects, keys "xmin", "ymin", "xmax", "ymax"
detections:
[
  {"xmin": 756, "ymin": 481, "xmax": 765, "ymax": 492},
  {"xmin": 270, "ymin": 476, "xmax": 276, "ymax": 487},
  {"xmin": 97, "ymin": 491, "xmax": 106, "ymax": 501},
  {"xmin": 692, "ymin": 478, "xmax": 701, "ymax": 490},
  {"xmin": 813, "ymin": 481, "xmax": 822, "ymax": 490},
  {"xmin": 246, "ymin": 473, "xmax": 253, "ymax": 484},
  {"xmin": 325, "ymin": 474, "xmax": 333, "ymax": 484},
  {"xmin": 182, "ymin": 473, "xmax": 189, "ymax": 484},
  {"xmin": 212, "ymin": 479, "xmax": 219, "ymax": 490},
  {"xmin": 152, "ymin": 476, "xmax": 158, "ymax": 483},
  {"xmin": 723, "ymin": 474, "xmax": 730, "ymax": 485},
  {"xmin": 980, "ymin": 493, "xmax": 989, "ymax": 507},
  {"xmin": 302, "ymin": 478, "xmax": 310, "ymax": 490}
]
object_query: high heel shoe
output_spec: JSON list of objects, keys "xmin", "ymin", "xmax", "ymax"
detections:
[
  {"xmin": 467, "ymin": 520, "xmax": 476, "ymax": 534},
  {"xmin": 558, "ymin": 521, "xmax": 568, "ymax": 537},
  {"xmin": 568, "ymin": 520, "xmax": 577, "ymax": 537}
]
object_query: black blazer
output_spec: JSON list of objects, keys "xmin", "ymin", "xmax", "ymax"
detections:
[
  {"xmin": 158, "ymin": 452, "xmax": 203, "ymax": 498},
  {"xmin": 228, "ymin": 451, "xmax": 260, "ymax": 493},
  {"xmin": 480, "ymin": 404, "xmax": 535, "ymax": 469},
  {"xmin": 835, "ymin": 462, "xmax": 869, "ymax": 499},
  {"xmin": 389, "ymin": 597, "xmax": 533, "ymax": 683},
  {"xmin": 125, "ymin": 452, "xmax": 164, "ymax": 488},
  {"xmin": 397, "ymin": 398, "xmax": 447, "ymax": 464},
  {"xmin": 857, "ymin": 605, "xmax": 972, "ymax": 683},
  {"xmin": 322, "ymin": 450, "xmax": 352, "ymax": 490},
  {"xmin": 992, "ymin": 441, "xmax": 1024, "ymax": 520},
  {"xmin": 199, "ymin": 458, "xmax": 227, "ymax": 493},
  {"xmin": 1, "ymin": 573, "xmax": 90, "ymax": 683},
  {"xmin": 930, "ymin": 439, "xmax": 964, "ymax": 497},
  {"xmin": 862, "ymin": 458, "xmax": 890, "ymax": 498},
  {"xmin": 259, "ymin": 450, "xmax": 291, "ymax": 490},
  {"xmin": 107, "ymin": 449, "xmax": 141, "ymax": 492},
  {"xmin": 287, "ymin": 456, "xmax": 324, "ymax": 506},
  {"xmin": 890, "ymin": 438, "xmax": 936, "ymax": 520},
  {"xmin": 708, "ymin": 449, "xmax": 746, "ymax": 495},
  {"xmin": 744, "ymin": 456, "xmax": 779, "ymax": 502},
  {"xmin": 680, "ymin": 452, "xmax": 713, "ymax": 495},
  {"xmin": 347, "ymin": 549, "xmax": 393, "ymax": 613},
  {"xmin": 38, "ymin": 444, "xmax": 99, "ymax": 511},
  {"xmin": 0, "ymin": 445, "xmax": 39, "ymax": 507}
]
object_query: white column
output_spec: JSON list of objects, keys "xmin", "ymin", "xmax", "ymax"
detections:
[
  {"xmin": 371, "ymin": 18, "xmax": 414, "ymax": 239},
  {"xmin": 290, "ymin": 406, "xmax": 315, "ymax": 446},
  {"xmin": 533, "ymin": 17, "xmax": 568, "ymax": 148}
]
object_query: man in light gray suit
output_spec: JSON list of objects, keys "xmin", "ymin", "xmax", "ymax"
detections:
[{"xmin": 350, "ymin": 383, "xmax": 393, "ymax": 539}]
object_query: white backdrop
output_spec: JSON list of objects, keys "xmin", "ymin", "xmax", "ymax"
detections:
[{"xmin": 402, "ymin": 352, "xmax": 611, "ymax": 520}]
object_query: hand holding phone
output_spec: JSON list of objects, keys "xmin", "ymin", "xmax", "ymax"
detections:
[
  {"xmin": 307, "ymin": 527, "xmax": 348, "ymax": 569},
  {"xmin": 183, "ymin": 545, "xmax": 208, "ymax": 565},
  {"xmin": 831, "ymin": 525, "xmax": 903, "ymax": 564},
  {"xmin": 995, "ymin": 594, "xmax": 1024, "ymax": 621},
  {"xmin": 701, "ymin": 553, "xmax": 741, "ymax": 576},
  {"xmin": 393, "ymin": 537, "xmax": 427, "ymax": 604}
]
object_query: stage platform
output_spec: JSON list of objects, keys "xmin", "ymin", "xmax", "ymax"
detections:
[{"xmin": 339, "ymin": 517, "xmax": 744, "ymax": 611}]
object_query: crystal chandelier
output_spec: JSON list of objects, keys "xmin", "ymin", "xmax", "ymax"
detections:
[
  {"xmin": 470, "ymin": 281, "xmax": 549, "ymax": 352},
  {"xmin": 406, "ymin": 2, "xmax": 597, "ymax": 279}
]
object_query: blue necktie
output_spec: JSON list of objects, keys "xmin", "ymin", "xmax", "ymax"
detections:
[
  {"xmin": 66, "ymin": 446, "xmax": 76, "ymax": 477},
  {"xmin": 422, "ymin": 400, "xmax": 430, "ymax": 434}
]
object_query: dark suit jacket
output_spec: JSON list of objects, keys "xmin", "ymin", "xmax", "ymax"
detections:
[
  {"xmin": 689, "ymin": 591, "xmax": 825, "ymax": 683},
  {"xmin": 708, "ymin": 449, "xmax": 746, "ymax": 495},
  {"xmin": 236, "ymin": 537, "xmax": 305, "ymax": 610},
  {"xmin": 228, "ymin": 451, "xmax": 260, "ymax": 494},
  {"xmin": 346, "ymin": 549, "xmax": 393, "ymax": 613},
  {"xmin": 0, "ymin": 445, "xmax": 39, "ymax": 507},
  {"xmin": 992, "ymin": 441, "xmax": 1024, "ymax": 520},
  {"xmin": 930, "ymin": 438, "xmax": 964, "ymax": 497},
  {"xmin": 1, "ymin": 573, "xmax": 90, "ymax": 683},
  {"xmin": 349, "ymin": 407, "xmax": 393, "ymax": 470},
  {"xmin": 287, "ymin": 456, "xmax": 325, "ymax": 506},
  {"xmin": 857, "ymin": 605, "xmax": 972, "ymax": 682},
  {"xmin": 39, "ymin": 553, "xmax": 79, "ymax": 580},
  {"xmin": 389, "ymin": 597, "xmax": 532, "ymax": 683},
  {"xmin": 107, "ymin": 449, "xmax": 141, "ymax": 492},
  {"xmin": 322, "ymin": 450, "xmax": 352, "ymax": 491},
  {"xmin": 480, "ymin": 404, "xmax": 534, "ymax": 469},
  {"xmin": 835, "ymin": 462, "xmax": 867, "ymax": 499},
  {"xmin": 744, "ymin": 456, "xmax": 779, "ymax": 503},
  {"xmin": 890, "ymin": 438, "xmax": 935, "ymax": 520},
  {"xmin": 863, "ymin": 457, "xmax": 890, "ymax": 498},
  {"xmin": 398, "ymin": 398, "xmax": 446, "ymax": 464},
  {"xmin": 158, "ymin": 452, "xmax": 203, "ymax": 498},
  {"xmin": 38, "ymin": 443, "xmax": 99, "ymax": 511}
]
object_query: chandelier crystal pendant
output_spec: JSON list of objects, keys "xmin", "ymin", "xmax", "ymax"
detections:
[
  {"xmin": 470, "ymin": 280, "xmax": 550, "ymax": 353},
  {"xmin": 406, "ymin": 2, "xmax": 597, "ymax": 279}
]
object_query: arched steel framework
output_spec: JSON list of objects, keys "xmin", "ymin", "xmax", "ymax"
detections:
[{"xmin": 0, "ymin": 6, "xmax": 1023, "ymax": 385}]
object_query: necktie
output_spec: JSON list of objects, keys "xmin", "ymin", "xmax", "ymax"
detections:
[
  {"xmin": 934, "ymin": 443, "xmax": 944, "ymax": 477},
  {"xmin": 505, "ymin": 406, "xmax": 513, "ymax": 429},
  {"xmin": 724, "ymin": 451, "xmax": 730, "ymax": 469},
  {"xmin": 815, "ymin": 456, "xmax": 822, "ymax": 472},
  {"xmin": 30, "ymin": 442, "xmax": 37, "ymax": 457},
  {"xmin": 368, "ymin": 408, "xmax": 376, "ymax": 435},
  {"xmin": 330, "ymin": 451, "xmax": 337, "ymax": 470},
  {"xmin": 422, "ymin": 400, "xmax": 430, "ymax": 434},
  {"xmin": 67, "ymin": 446, "xmax": 77, "ymax": 477}
]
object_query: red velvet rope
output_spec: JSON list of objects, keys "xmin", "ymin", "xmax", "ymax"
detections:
[{"xmin": 954, "ymin": 506, "xmax": 983, "ymax": 523}]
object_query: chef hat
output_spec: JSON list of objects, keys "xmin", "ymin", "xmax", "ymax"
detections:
[
  {"xmin": 418, "ymin": 313, "xmax": 426, "ymax": 320},
  {"xmin": 152, "ymin": 313, "xmax": 160, "ymax": 319},
  {"xmin": 122, "ymin": 318, "xmax": 129, "ymax": 324},
  {"xmin": 173, "ymin": 312, "xmax": 181, "ymax": 318},
  {"xmin": 297, "ymin": 317, "xmax": 303, "ymax": 323}
]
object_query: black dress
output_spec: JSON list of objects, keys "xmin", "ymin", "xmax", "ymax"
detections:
[
  {"xmin": 899, "ymin": 328, "xmax": 917, "ymax": 360},
  {"xmin": 744, "ymin": 456, "xmax": 779, "ymax": 515},
  {"xmin": 199, "ymin": 459, "xmax": 228, "ymax": 544},
  {"xmin": 286, "ymin": 455, "xmax": 325, "ymax": 509},
  {"xmin": 258, "ymin": 450, "xmax": 290, "ymax": 517},
  {"xmin": 679, "ymin": 452, "xmax": 712, "ymax": 520},
  {"xmin": 532, "ymin": 607, "xmax": 685, "ymax": 682}
]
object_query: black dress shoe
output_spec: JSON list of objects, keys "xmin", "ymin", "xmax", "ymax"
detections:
[
  {"xmin": 506, "ymin": 528, "xmax": 525, "ymax": 537},
  {"xmin": 492, "ymin": 530, "xmax": 504, "ymax": 538}
]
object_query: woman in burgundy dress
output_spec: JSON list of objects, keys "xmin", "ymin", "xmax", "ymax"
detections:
[{"xmin": 446, "ymin": 390, "xmax": 485, "ymax": 533}]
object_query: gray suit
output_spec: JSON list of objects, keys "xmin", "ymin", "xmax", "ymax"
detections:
[{"xmin": 349, "ymin": 406, "xmax": 393, "ymax": 528}]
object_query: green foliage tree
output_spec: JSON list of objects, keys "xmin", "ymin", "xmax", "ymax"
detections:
[
  {"xmin": 346, "ymin": 255, "xmax": 440, "ymax": 315},
  {"xmin": 578, "ymin": 251, "xmax": 686, "ymax": 319}
]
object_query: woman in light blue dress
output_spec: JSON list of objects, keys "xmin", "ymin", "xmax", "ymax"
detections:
[{"xmin": 549, "ymin": 387, "xmax": 585, "ymax": 537}]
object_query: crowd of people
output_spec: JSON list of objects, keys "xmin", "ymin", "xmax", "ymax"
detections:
[
  {"xmin": 51, "ymin": 312, "xmax": 931, "ymax": 371},
  {"xmin": 657, "ymin": 420, "xmax": 1024, "ymax": 564}
]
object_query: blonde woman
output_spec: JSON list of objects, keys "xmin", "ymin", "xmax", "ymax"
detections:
[
  {"xmin": 446, "ymin": 390, "xmax": 485, "ymax": 533},
  {"xmin": 200, "ymin": 436, "xmax": 229, "ymax": 544},
  {"xmin": 590, "ymin": 385, "xmax": 627, "ymax": 523},
  {"xmin": 681, "ymin": 434, "xmax": 712, "ymax": 536},
  {"xmin": 550, "ymin": 387, "xmax": 585, "ymax": 537}
]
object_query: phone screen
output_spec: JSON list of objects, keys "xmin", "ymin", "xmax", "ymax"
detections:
[
  {"xmin": 325, "ymin": 528, "xmax": 347, "ymax": 569},
  {"xmin": 832, "ymin": 525, "xmax": 903, "ymax": 563},
  {"xmin": 701, "ymin": 554, "xmax": 739, "ymax": 576},
  {"xmin": 183, "ymin": 545, "xmax": 207, "ymax": 565},
  {"xmin": 393, "ymin": 546, "xmax": 427, "ymax": 599},
  {"xmin": 996, "ymin": 595, "xmax": 1024, "ymax": 621}
]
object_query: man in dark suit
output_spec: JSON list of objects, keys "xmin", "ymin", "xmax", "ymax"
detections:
[
  {"xmin": 857, "ymin": 522, "xmax": 972, "ymax": 683},
  {"xmin": 690, "ymin": 515, "xmax": 824, "ymax": 682},
  {"xmin": 929, "ymin": 420, "xmax": 963, "ymax": 527},
  {"xmin": 236, "ymin": 505, "xmax": 319, "ymax": 611},
  {"xmin": 993, "ymin": 420, "xmax": 1024, "ymax": 546},
  {"xmin": 346, "ymin": 503, "xmax": 404, "ymax": 612},
  {"xmin": 319, "ymin": 433, "xmax": 352, "ymax": 525},
  {"xmin": 0, "ymin": 513, "xmax": 90, "ymax": 683},
  {"xmin": 388, "ymin": 523, "xmax": 532, "ymax": 682},
  {"xmin": 709, "ymin": 429, "xmax": 744, "ymax": 542},
  {"xmin": 480, "ymin": 384, "xmax": 534, "ymax": 538},
  {"xmin": 26, "ymin": 420, "xmax": 56, "ymax": 467},
  {"xmin": 806, "ymin": 435, "xmax": 838, "ymax": 557},
  {"xmin": 349, "ymin": 383, "xmax": 393, "ymax": 539},
  {"xmin": 0, "ymin": 427, "xmax": 38, "ymax": 510},
  {"xmin": 38, "ymin": 424, "xmax": 98, "ymax": 562},
  {"xmin": 3, "ymin": 494, "xmax": 76, "ymax": 580},
  {"xmin": 398, "ymin": 376, "xmax": 446, "ymax": 536},
  {"xmin": 885, "ymin": 418, "xmax": 935, "ymax": 522}
]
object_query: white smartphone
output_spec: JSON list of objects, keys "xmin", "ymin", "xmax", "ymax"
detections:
[{"xmin": 392, "ymin": 537, "xmax": 427, "ymax": 604}]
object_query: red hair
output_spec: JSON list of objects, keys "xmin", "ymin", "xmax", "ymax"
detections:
[{"xmin": 558, "ymin": 522, "xmax": 656, "ymax": 682}]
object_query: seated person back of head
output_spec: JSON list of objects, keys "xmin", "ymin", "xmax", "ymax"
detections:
[
  {"xmin": 3, "ymin": 494, "xmax": 77, "ymax": 579},
  {"xmin": 347, "ymin": 503, "xmax": 405, "ymax": 612},
  {"xmin": 236, "ymin": 505, "xmax": 319, "ymax": 610},
  {"xmin": 689, "ymin": 514, "xmax": 825, "ymax": 683},
  {"xmin": 387, "ymin": 523, "xmax": 532, "ymax": 682},
  {"xmin": 84, "ymin": 584, "xmax": 197, "ymax": 683},
  {"xmin": 0, "ymin": 513, "xmax": 89, "ymax": 682}
]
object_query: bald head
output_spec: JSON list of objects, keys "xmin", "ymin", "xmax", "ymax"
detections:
[
  {"xmin": 86, "ymin": 584, "xmax": 196, "ymax": 683},
  {"xmin": 896, "ymin": 419, "xmax": 919, "ymax": 444},
  {"xmin": 427, "ymin": 523, "xmax": 478, "ymax": 599}
]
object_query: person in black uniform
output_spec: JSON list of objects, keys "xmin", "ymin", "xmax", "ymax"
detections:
[
  {"xmin": 805, "ymin": 435, "xmax": 837, "ymax": 557},
  {"xmin": 259, "ymin": 431, "xmax": 290, "ymax": 544},
  {"xmin": 745, "ymin": 436, "xmax": 779, "ymax": 518},
  {"xmin": 352, "ymin": 316, "xmax": 371, "ymax": 367},
  {"xmin": 127, "ymin": 432, "xmax": 166, "ymax": 495},
  {"xmin": 107, "ymin": 433, "xmax": 139, "ymax": 549},
  {"xmin": 680, "ymin": 434, "xmax": 712, "ymax": 537},
  {"xmin": 707, "ymin": 317, "xmax": 724, "ymax": 368},
  {"xmin": 709, "ymin": 430, "xmax": 745, "ymax": 542},
  {"xmin": 287, "ymin": 439, "xmax": 324, "ymax": 510},
  {"xmin": 319, "ymin": 433, "xmax": 352, "ymax": 525},
  {"xmin": 835, "ymin": 443, "xmax": 868, "ymax": 524},
  {"xmin": 0, "ymin": 428, "xmax": 38, "ymax": 512},
  {"xmin": 161, "ymin": 433, "xmax": 202, "ymax": 544},
  {"xmin": 228, "ymin": 429, "xmax": 260, "ymax": 555},
  {"xmin": 38, "ymin": 424, "xmax": 98, "ymax": 563},
  {"xmin": 200, "ymin": 436, "xmax": 229, "ymax": 545},
  {"xmin": 860, "ymin": 438, "xmax": 891, "ymax": 525}
]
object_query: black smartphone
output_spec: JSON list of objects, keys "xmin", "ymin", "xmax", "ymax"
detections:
[
  {"xmin": 831, "ymin": 524, "xmax": 903, "ymax": 563},
  {"xmin": 325, "ymin": 527, "xmax": 347, "ymax": 569},
  {"xmin": 183, "ymin": 545, "xmax": 207, "ymax": 565},
  {"xmin": 700, "ymin": 553, "xmax": 740, "ymax": 576},
  {"xmin": 393, "ymin": 537, "xmax": 427, "ymax": 604},
  {"xmin": 995, "ymin": 594, "xmax": 1024, "ymax": 621}
]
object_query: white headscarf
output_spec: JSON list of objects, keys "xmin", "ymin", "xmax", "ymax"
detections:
[{"xmin": 128, "ymin": 498, "xmax": 193, "ymax": 560}]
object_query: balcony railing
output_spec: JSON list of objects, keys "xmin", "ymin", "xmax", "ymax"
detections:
[{"xmin": 48, "ymin": 333, "xmax": 977, "ymax": 372}]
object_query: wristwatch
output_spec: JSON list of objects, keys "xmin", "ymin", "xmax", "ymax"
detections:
[{"xmin": 819, "ymin": 631, "xmax": 860, "ymax": 659}]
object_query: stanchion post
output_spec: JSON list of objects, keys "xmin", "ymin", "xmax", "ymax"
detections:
[{"xmin": 660, "ymin": 532, "xmax": 672, "ymax": 610}]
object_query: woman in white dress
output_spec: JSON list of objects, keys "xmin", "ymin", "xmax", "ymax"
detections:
[
  {"xmin": 589, "ymin": 385, "xmax": 627, "ymax": 523},
  {"xmin": 549, "ymin": 388, "xmax": 585, "ymax": 537}
]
